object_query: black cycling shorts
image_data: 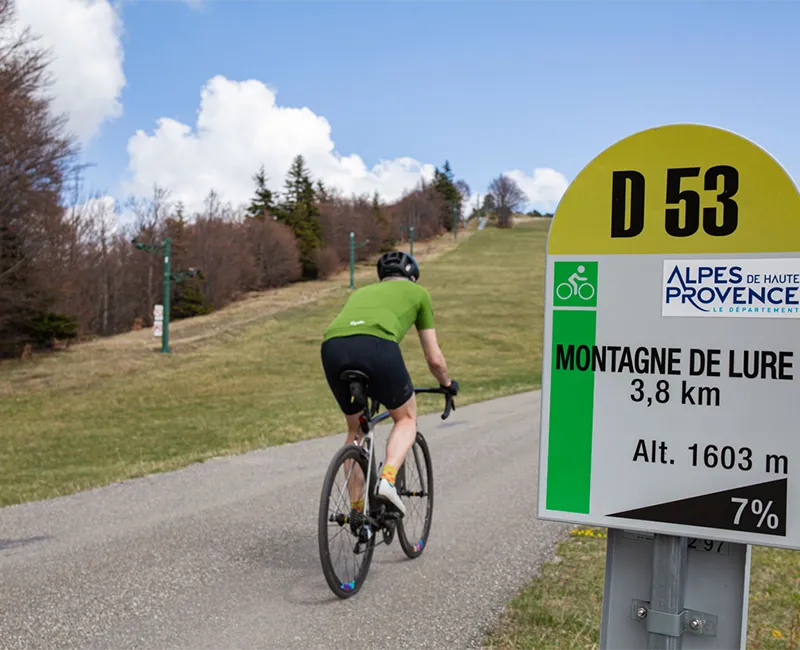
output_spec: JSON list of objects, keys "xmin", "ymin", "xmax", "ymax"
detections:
[{"xmin": 320, "ymin": 334, "xmax": 413, "ymax": 415}]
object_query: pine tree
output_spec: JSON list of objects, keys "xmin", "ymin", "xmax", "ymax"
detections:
[
  {"xmin": 247, "ymin": 165, "xmax": 275, "ymax": 219},
  {"xmin": 276, "ymin": 155, "xmax": 324, "ymax": 279},
  {"xmin": 433, "ymin": 160, "xmax": 462, "ymax": 230},
  {"xmin": 172, "ymin": 279, "xmax": 213, "ymax": 320},
  {"xmin": 316, "ymin": 179, "xmax": 331, "ymax": 204}
]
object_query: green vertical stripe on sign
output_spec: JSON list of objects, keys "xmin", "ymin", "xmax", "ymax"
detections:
[{"xmin": 546, "ymin": 308, "xmax": 596, "ymax": 514}]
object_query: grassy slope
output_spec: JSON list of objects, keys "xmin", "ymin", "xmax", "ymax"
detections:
[{"xmin": 0, "ymin": 222, "xmax": 546, "ymax": 507}]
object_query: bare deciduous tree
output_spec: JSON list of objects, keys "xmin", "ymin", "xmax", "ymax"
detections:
[
  {"xmin": 0, "ymin": 0, "xmax": 80, "ymax": 356},
  {"xmin": 487, "ymin": 174, "xmax": 527, "ymax": 228}
]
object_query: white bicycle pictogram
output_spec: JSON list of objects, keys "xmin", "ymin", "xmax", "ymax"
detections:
[{"xmin": 556, "ymin": 265, "xmax": 595, "ymax": 301}]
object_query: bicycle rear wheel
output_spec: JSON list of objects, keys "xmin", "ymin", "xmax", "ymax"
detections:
[
  {"xmin": 396, "ymin": 431, "xmax": 434, "ymax": 559},
  {"xmin": 318, "ymin": 444, "xmax": 376, "ymax": 598}
]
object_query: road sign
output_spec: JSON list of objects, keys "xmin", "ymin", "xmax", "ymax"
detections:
[
  {"xmin": 537, "ymin": 124, "xmax": 800, "ymax": 550},
  {"xmin": 600, "ymin": 529, "xmax": 751, "ymax": 649},
  {"xmin": 153, "ymin": 304, "xmax": 163, "ymax": 338}
]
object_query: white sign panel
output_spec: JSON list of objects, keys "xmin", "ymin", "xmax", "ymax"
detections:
[
  {"xmin": 153, "ymin": 304, "xmax": 163, "ymax": 337},
  {"xmin": 537, "ymin": 124, "xmax": 800, "ymax": 550},
  {"xmin": 663, "ymin": 258, "xmax": 800, "ymax": 318}
]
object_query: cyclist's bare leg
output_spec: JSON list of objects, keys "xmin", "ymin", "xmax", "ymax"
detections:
[
  {"xmin": 343, "ymin": 413, "xmax": 365, "ymax": 510},
  {"xmin": 384, "ymin": 393, "xmax": 417, "ymax": 471},
  {"xmin": 344, "ymin": 412, "xmax": 361, "ymax": 445}
]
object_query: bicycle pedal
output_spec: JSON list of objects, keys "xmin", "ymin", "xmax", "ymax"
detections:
[{"xmin": 382, "ymin": 521, "xmax": 396, "ymax": 546}]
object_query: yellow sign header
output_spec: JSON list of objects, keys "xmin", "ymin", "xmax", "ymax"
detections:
[{"xmin": 548, "ymin": 124, "xmax": 800, "ymax": 255}]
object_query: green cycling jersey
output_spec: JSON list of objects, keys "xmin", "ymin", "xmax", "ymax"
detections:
[{"xmin": 323, "ymin": 279, "xmax": 435, "ymax": 344}]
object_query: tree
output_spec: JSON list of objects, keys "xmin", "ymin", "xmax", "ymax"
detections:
[
  {"xmin": 487, "ymin": 174, "xmax": 527, "ymax": 228},
  {"xmin": 0, "ymin": 0, "xmax": 80, "ymax": 357},
  {"xmin": 455, "ymin": 179, "xmax": 471, "ymax": 206},
  {"xmin": 247, "ymin": 165, "xmax": 275, "ymax": 219},
  {"xmin": 432, "ymin": 160, "xmax": 461, "ymax": 230},
  {"xmin": 315, "ymin": 179, "xmax": 331, "ymax": 204},
  {"xmin": 275, "ymin": 155, "xmax": 324, "ymax": 279}
]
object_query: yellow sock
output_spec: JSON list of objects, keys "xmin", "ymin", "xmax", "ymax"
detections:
[
  {"xmin": 380, "ymin": 464, "xmax": 397, "ymax": 487},
  {"xmin": 351, "ymin": 498, "xmax": 364, "ymax": 512}
]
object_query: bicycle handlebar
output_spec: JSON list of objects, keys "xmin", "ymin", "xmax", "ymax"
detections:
[{"xmin": 414, "ymin": 386, "xmax": 456, "ymax": 420}]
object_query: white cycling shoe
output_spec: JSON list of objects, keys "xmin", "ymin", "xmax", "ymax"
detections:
[{"xmin": 376, "ymin": 478, "xmax": 406, "ymax": 516}]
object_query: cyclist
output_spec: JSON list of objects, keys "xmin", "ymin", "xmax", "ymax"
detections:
[
  {"xmin": 567, "ymin": 265, "xmax": 587, "ymax": 295},
  {"xmin": 320, "ymin": 250, "xmax": 458, "ymax": 516}
]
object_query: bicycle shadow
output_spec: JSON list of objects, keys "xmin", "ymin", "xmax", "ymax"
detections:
[
  {"xmin": 0, "ymin": 535, "xmax": 51, "ymax": 552},
  {"xmin": 230, "ymin": 524, "xmax": 353, "ymax": 606},
  {"xmin": 434, "ymin": 419, "xmax": 462, "ymax": 429}
]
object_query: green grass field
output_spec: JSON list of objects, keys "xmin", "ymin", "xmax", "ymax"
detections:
[{"xmin": 0, "ymin": 221, "xmax": 546, "ymax": 507}]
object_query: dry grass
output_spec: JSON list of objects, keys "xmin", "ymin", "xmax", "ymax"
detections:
[
  {"xmin": 0, "ymin": 227, "xmax": 475, "ymax": 398},
  {"xmin": 0, "ymin": 220, "xmax": 544, "ymax": 506}
]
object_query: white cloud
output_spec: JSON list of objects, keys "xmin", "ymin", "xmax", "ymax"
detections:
[
  {"xmin": 504, "ymin": 167, "xmax": 570, "ymax": 212},
  {"xmin": 123, "ymin": 75, "xmax": 439, "ymax": 214},
  {"xmin": 11, "ymin": 0, "xmax": 125, "ymax": 143}
]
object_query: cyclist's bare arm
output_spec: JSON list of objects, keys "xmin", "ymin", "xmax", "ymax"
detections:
[{"xmin": 418, "ymin": 328, "xmax": 452, "ymax": 387}]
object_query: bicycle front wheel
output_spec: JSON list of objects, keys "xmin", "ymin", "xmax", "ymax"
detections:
[
  {"xmin": 318, "ymin": 444, "xmax": 376, "ymax": 598},
  {"xmin": 396, "ymin": 432, "xmax": 434, "ymax": 559}
]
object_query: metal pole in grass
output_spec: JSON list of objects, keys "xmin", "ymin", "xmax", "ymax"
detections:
[
  {"xmin": 162, "ymin": 237, "xmax": 171, "ymax": 353},
  {"xmin": 409, "ymin": 225, "xmax": 414, "ymax": 257},
  {"xmin": 132, "ymin": 236, "xmax": 202, "ymax": 353},
  {"xmin": 349, "ymin": 231, "xmax": 369, "ymax": 290}
]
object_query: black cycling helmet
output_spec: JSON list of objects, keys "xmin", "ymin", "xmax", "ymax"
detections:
[{"xmin": 377, "ymin": 250, "xmax": 420, "ymax": 282}]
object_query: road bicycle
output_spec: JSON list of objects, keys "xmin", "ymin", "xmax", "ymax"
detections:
[{"xmin": 317, "ymin": 369, "xmax": 455, "ymax": 599}]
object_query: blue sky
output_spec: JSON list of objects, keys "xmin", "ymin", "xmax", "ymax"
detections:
[{"xmin": 23, "ymin": 0, "xmax": 800, "ymax": 214}]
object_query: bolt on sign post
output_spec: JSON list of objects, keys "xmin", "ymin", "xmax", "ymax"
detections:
[
  {"xmin": 537, "ymin": 124, "xmax": 800, "ymax": 648},
  {"xmin": 349, "ymin": 231, "xmax": 369, "ymax": 290}
]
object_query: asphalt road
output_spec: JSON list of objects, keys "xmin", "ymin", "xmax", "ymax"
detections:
[{"xmin": 0, "ymin": 391, "xmax": 568, "ymax": 649}]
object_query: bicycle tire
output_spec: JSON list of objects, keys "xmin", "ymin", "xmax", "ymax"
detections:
[
  {"xmin": 318, "ymin": 444, "xmax": 376, "ymax": 598},
  {"xmin": 396, "ymin": 431, "xmax": 434, "ymax": 559}
]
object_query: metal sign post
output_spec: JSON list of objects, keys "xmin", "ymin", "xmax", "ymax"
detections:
[
  {"xmin": 348, "ymin": 231, "xmax": 369, "ymax": 290},
  {"xmin": 647, "ymin": 534, "xmax": 688, "ymax": 649},
  {"xmin": 133, "ymin": 236, "xmax": 202, "ymax": 353},
  {"xmin": 536, "ymin": 123, "xmax": 800, "ymax": 648},
  {"xmin": 600, "ymin": 529, "xmax": 751, "ymax": 649}
]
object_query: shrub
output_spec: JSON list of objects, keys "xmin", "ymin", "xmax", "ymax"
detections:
[
  {"xmin": 314, "ymin": 246, "xmax": 341, "ymax": 280},
  {"xmin": 27, "ymin": 311, "xmax": 79, "ymax": 348}
]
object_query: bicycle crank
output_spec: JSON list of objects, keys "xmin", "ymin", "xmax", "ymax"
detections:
[{"xmin": 382, "ymin": 519, "xmax": 396, "ymax": 546}]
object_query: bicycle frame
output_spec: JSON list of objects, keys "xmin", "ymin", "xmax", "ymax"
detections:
[{"xmin": 350, "ymin": 387, "xmax": 454, "ymax": 518}]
